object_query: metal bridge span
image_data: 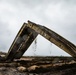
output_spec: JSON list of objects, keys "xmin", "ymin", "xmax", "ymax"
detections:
[{"xmin": 3, "ymin": 21, "xmax": 76, "ymax": 61}]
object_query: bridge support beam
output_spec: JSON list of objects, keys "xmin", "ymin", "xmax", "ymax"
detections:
[{"xmin": 4, "ymin": 21, "xmax": 76, "ymax": 61}]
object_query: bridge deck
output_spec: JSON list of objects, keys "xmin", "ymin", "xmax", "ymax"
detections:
[{"xmin": 4, "ymin": 21, "xmax": 76, "ymax": 61}]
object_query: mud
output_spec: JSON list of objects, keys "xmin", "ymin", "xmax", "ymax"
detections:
[
  {"xmin": 0, "ymin": 55, "xmax": 76, "ymax": 75},
  {"xmin": 0, "ymin": 63, "xmax": 76, "ymax": 75},
  {"xmin": 0, "ymin": 57, "xmax": 76, "ymax": 75}
]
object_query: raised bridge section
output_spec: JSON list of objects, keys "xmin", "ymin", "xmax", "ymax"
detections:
[{"xmin": 4, "ymin": 21, "xmax": 76, "ymax": 61}]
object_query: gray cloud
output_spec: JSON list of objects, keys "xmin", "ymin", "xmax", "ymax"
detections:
[
  {"xmin": 0, "ymin": 0, "xmax": 76, "ymax": 56},
  {"xmin": 0, "ymin": 21, "xmax": 11, "ymax": 52}
]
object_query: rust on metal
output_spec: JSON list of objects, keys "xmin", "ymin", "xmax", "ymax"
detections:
[
  {"xmin": 4, "ymin": 21, "xmax": 76, "ymax": 61},
  {"xmin": 27, "ymin": 21, "xmax": 76, "ymax": 57},
  {"xmin": 5, "ymin": 23, "xmax": 38, "ymax": 61}
]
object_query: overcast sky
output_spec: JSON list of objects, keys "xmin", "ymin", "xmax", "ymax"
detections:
[{"xmin": 0, "ymin": 0, "xmax": 76, "ymax": 56}]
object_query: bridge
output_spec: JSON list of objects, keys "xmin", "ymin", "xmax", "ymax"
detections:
[{"xmin": 1, "ymin": 21, "xmax": 76, "ymax": 61}]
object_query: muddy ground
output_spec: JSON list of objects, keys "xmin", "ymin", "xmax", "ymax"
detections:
[
  {"xmin": 0, "ymin": 63, "xmax": 76, "ymax": 75},
  {"xmin": 0, "ymin": 57, "xmax": 76, "ymax": 75}
]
